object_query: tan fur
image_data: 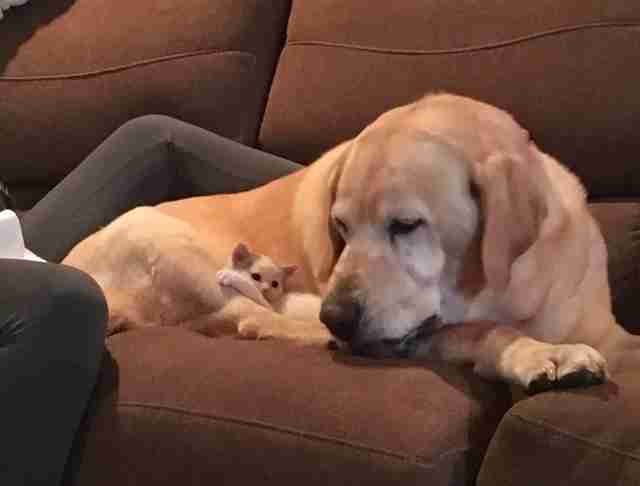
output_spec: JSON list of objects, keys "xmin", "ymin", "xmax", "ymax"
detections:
[
  {"xmin": 64, "ymin": 155, "xmax": 339, "ymax": 342},
  {"xmin": 64, "ymin": 93, "xmax": 639, "ymax": 388}
]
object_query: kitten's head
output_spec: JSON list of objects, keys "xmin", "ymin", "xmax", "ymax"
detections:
[{"xmin": 231, "ymin": 243, "xmax": 297, "ymax": 303}]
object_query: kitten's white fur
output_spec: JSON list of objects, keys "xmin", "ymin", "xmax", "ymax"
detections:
[
  {"xmin": 217, "ymin": 243, "xmax": 322, "ymax": 322},
  {"xmin": 273, "ymin": 292, "xmax": 322, "ymax": 322}
]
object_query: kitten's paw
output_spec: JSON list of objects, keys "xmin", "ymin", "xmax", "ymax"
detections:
[
  {"xmin": 237, "ymin": 318, "xmax": 276, "ymax": 340},
  {"xmin": 216, "ymin": 270, "xmax": 234, "ymax": 287}
]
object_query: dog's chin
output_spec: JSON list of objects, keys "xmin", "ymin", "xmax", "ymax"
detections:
[
  {"xmin": 349, "ymin": 339, "xmax": 404, "ymax": 358},
  {"xmin": 349, "ymin": 315, "xmax": 441, "ymax": 359}
]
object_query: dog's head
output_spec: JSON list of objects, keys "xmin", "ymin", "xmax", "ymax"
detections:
[{"xmin": 319, "ymin": 94, "xmax": 567, "ymax": 357}]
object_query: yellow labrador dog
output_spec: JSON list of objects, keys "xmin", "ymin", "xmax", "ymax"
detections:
[{"xmin": 64, "ymin": 93, "xmax": 637, "ymax": 393}]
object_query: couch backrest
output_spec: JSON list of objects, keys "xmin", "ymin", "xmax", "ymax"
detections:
[
  {"xmin": 3, "ymin": 1, "xmax": 640, "ymax": 205},
  {"xmin": 259, "ymin": 0, "xmax": 640, "ymax": 199},
  {"xmin": 0, "ymin": 0, "xmax": 290, "ymax": 206}
]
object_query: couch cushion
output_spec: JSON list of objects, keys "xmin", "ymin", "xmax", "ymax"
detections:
[
  {"xmin": 259, "ymin": 1, "xmax": 640, "ymax": 198},
  {"xmin": 0, "ymin": 0, "xmax": 290, "ymax": 205},
  {"xmin": 477, "ymin": 371, "xmax": 640, "ymax": 486},
  {"xmin": 589, "ymin": 202, "xmax": 640, "ymax": 334},
  {"xmin": 71, "ymin": 327, "xmax": 512, "ymax": 486}
]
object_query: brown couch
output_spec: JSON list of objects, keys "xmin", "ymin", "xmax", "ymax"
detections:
[{"xmin": 2, "ymin": 1, "xmax": 640, "ymax": 485}]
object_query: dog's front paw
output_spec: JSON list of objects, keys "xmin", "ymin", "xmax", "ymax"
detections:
[{"xmin": 498, "ymin": 340, "xmax": 609, "ymax": 395}]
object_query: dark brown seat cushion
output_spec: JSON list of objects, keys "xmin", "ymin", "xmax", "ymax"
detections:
[
  {"xmin": 0, "ymin": 0, "xmax": 290, "ymax": 206},
  {"xmin": 477, "ymin": 370, "xmax": 640, "ymax": 486},
  {"xmin": 72, "ymin": 327, "xmax": 512, "ymax": 486}
]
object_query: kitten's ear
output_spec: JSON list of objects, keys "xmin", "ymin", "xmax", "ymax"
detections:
[
  {"xmin": 231, "ymin": 243, "xmax": 253, "ymax": 267},
  {"xmin": 282, "ymin": 265, "xmax": 298, "ymax": 278}
]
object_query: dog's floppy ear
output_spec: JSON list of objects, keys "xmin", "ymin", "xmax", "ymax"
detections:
[
  {"xmin": 293, "ymin": 140, "xmax": 351, "ymax": 292},
  {"xmin": 472, "ymin": 146, "xmax": 570, "ymax": 309},
  {"xmin": 324, "ymin": 145, "xmax": 348, "ymax": 257}
]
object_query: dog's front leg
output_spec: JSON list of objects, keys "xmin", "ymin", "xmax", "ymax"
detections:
[
  {"xmin": 412, "ymin": 322, "xmax": 608, "ymax": 394},
  {"xmin": 214, "ymin": 292, "xmax": 332, "ymax": 346}
]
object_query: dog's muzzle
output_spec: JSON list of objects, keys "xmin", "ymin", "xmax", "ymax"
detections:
[
  {"xmin": 319, "ymin": 293, "xmax": 363, "ymax": 343},
  {"xmin": 345, "ymin": 314, "xmax": 441, "ymax": 358},
  {"xmin": 319, "ymin": 276, "xmax": 367, "ymax": 342},
  {"xmin": 391, "ymin": 314, "xmax": 441, "ymax": 356},
  {"xmin": 321, "ymin": 281, "xmax": 442, "ymax": 358}
]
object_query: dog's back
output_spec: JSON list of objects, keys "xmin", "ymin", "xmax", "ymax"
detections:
[{"xmin": 64, "ymin": 206, "xmax": 226, "ymax": 334}]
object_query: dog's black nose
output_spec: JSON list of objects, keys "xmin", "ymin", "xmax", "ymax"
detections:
[{"xmin": 320, "ymin": 298, "xmax": 363, "ymax": 343}]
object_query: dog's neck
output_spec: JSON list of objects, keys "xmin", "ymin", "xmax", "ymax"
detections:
[
  {"xmin": 439, "ymin": 258, "xmax": 469, "ymax": 324},
  {"xmin": 440, "ymin": 234, "xmax": 485, "ymax": 324}
]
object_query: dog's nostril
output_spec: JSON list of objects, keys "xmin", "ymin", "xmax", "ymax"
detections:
[
  {"xmin": 319, "ymin": 304, "xmax": 335, "ymax": 325},
  {"xmin": 423, "ymin": 315, "xmax": 440, "ymax": 327},
  {"xmin": 319, "ymin": 302, "xmax": 345, "ymax": 334},
  {"xmin": 320, "ymin": 300, "xmax": 361, "ymax": 342}
]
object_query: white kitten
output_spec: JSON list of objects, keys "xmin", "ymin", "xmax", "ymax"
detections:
[{"xmin": 216, "ymin": 243, "xmax": 322, "ymax": 321}]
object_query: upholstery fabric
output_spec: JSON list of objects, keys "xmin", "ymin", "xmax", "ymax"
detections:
[
  {"xmin": 259, "ymin": 0, "xmax": 640, "ymax": 199},
  {"xmin": 1, "ymin": 2, "xmax": 639, "ymax": 485},
  {"xmin": 71, "ymin": 328, "xmax": 512, "ymax": 486},
  {"xmin": 477, "ymin": 370, "xmax": 640, "ymax": 486},
  {"xmin": 590, "ymin": 203, "xmax": 640, "ymax": 334},
  {"xmin": 0, "ymin": 0, "xmax": 290, "ymax": 203}
]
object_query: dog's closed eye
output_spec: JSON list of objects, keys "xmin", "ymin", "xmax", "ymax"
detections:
[
  {"xmin": 333, "ymin": 217, "xmax": 349, "ymax": 237},
  {"xmin": 388, "ymin": 218, "xmax": 425, "ymax": 239}
]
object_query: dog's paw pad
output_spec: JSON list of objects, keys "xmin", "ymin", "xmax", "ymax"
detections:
[
  {"xmin": 557, "ymin": 369, "xmax": 606, "ymax": 389},
  {"xmin": 526, "ymin": 374, "xmax": 556, "ymax": 395},
  {"xmin": 526, "ymin": 368, "xmax": 606, "ymax": 395}
]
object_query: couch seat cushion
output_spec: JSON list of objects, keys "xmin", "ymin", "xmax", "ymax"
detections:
[{"xmin": 73, "ymin": 327, "xmax": 511, "ymax": 486}]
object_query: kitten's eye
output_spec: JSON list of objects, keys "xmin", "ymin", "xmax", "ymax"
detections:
[
  {"xmin": 271, "ymin": 281, "xmax": 279, "ymax": 288},
  {"xmin": 389, "ymin": 218, "xmax": 424, "ymax": 239},
  {"xmin": 251, "ymin": 273, "xmax": 261, "ymax": 282},
  {"xmin": 334, "ymin": 217, "xmax": 348, "ymax": 236}
]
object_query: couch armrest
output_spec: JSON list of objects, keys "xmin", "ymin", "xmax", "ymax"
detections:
[{"xmin": 477, "ymin": 371, "xmax": 640, "ymax": 485}]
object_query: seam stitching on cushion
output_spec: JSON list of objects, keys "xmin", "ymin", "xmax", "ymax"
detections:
[
  {"xmin": 255, "ymin": 0, "xmax": 294, "ymax": 147},
  {"xmin": 118, "ymin": 400, "xmax": 470, "ymax": 469},
  {"xmin": 286, "ymin": 21, "xmax": 640, "ymax": 56},
  {"xmin": 0, "ymin": 49, "xmax": 255, "ymax": 81},
  {"xmin": 511, "ymin": 412, "xmax": 640, "ymax": 462}
]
